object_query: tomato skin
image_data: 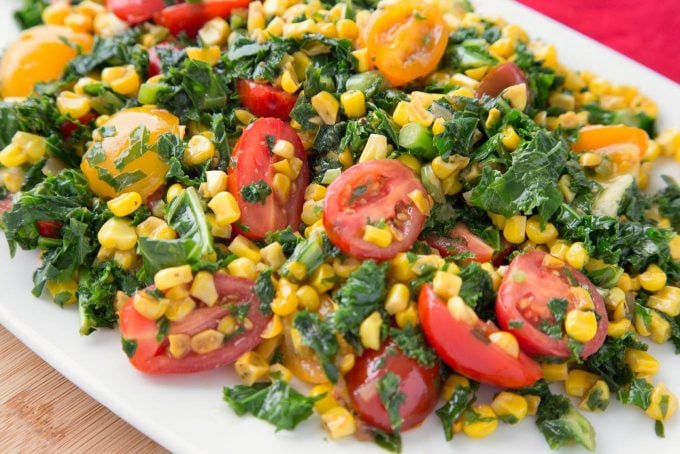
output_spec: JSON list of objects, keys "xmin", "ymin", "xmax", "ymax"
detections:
[
  {"xmin": 346, "ymin": 341, "xmax": 440, "ymax": 433},
  {"xmin": 366, "ymin": 0, "xmax": 448, "ymax": 86},
  {"xmin": 496, "ymin": 250, "xmax": 608, "ymax": 360},
  {"xmin": 37, "ymin": 220, "xmax": 62, "ymax": 239},
  {"xmin": 492, "ymin": 238, "xmax": 515, "ymax": 267},
  {"xmin": 107, "ymin": 0, "xmax": 168, "ymax": 24},
  {"xmin": 228, "ymin": 117, "xmax": 308, "ymax": 240},
  {"xmin": 424, "ymin": 224, "xmax": 494, "ymax": 263},
  {"xmin": 0, "ymin": 196, "xmax": 13, "ymax": 214},
  {"xmin": 155, "ymin": 0, "xmax": 251, "ymax": 38},
  {"xmin": 572, "ymin": 125, "xmax": 648, "ymax": 159},
  {"xmin": 323, "ymin": 160, "xmax": 427, "ymax": 261},
  {"xmin": 60, "ymin": 111, "xmax": 98, "ymax": 139},
  {"xmin": 476, "ymin": 62, "xmax": 528, "ymax": 99},
  {"xmin": 119, "ymin": 274, "xmax": 269, "ymax": 374},
  {"xmin": 418, "ymin": 284, "xmax": 543, "ymax": 388},
  {"xmin": 237, "ymin": 80, "xmax": 297, "ymax": 120}
]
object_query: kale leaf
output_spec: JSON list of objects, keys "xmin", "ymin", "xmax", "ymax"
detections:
[
  {"xmin": 240, "ymin": 180, "xmax": 272, "ymax": 204},
  {"xmin": 436, "ymin": 382, "xmax": 478, "ymax": 441},
  {"xmin": 536, "ymin": 393, "xmax": 596, "ymax": 451},
  {"xmin": 389, "ymin": 326, "xmax": 438, "ymax": 368},
  {"xmin": 584, "ymin": 333, "xmax": 648, "ymax": 392},
  {"xmin": 458, "ymin": 262, "xmax": 495, "ymax": 320},
  {"xmin": 13, "ymin": 0, "xmax": 48, "ymax": 29},
  {"xmin": 655, "ymin": 176, "xmax": 680, "ymax": 231},
  {"xmin": 377, "ymin": 372, "xmax": 406, "ymax": 433},
  {"xmin": 293, "ymin": 310, "xmax": 340, "ymax": 383}
]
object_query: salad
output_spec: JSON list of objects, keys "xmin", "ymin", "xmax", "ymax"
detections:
[{"xmin": 2, "ymin": 0, "xmax": 680, "ymax": 451}]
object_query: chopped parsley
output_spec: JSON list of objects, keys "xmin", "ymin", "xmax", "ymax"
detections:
[{"xmin": 240, "ymin": 180, "xmax": 272, "ymax": 204}]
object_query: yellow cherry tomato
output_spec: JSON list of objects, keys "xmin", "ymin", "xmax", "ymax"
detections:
[
  {"xmin": 81, "ymin": 107, "xmax": 182, "ymax": 201},
  {"xmin": 0, "ymin": 25, "xmax": 93, "ymax": 98}
]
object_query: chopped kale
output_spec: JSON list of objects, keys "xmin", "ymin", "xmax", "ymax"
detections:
[
  {"xmin": 293, "ymin": 310, "xmax": 340, "ymax": 383},
  {"xmin": 13, "ymin": 0, "xmax": 48, "ymax": 29},
  {"xmin": 377, "ymin": 372, "xmax": 406, "ymax": 433},
  {"xmin": 618, "ymin": 378, "xmax": 654, "ymax": 411},
  {"xmin": 436, "ymin": 382, "xmax": 478, "ymax": 441},
  {"xmin": 265, "ymin": 227, "xmax": 303, "ymax": 255},
  {"xmin": 655, "ymin": 176, "xmax": 680, "ymax": 231},
  {"xmin": 458, "ymin": 262, "xmax": 495, "ymax": 320},
  {"xmin": 254, "ymin": 270, "xmax": 275, "ymax": 315},
  {"xmin": 240, "ymin": 180, "xmax": 272, "ymax": 205},
  {"xmin": 536, "ymin": 393, "xmax": 596, "ymax": 451},
  {"xmin": 389, "ymin": 326, "xmax": 438, "ymax": 368}
]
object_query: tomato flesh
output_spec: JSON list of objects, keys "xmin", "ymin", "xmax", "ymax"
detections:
[
  {"xmin": 418, "ymin": 284, "xmax": 542, "ymax": 388},
  {"xmin": 237, "ymin": 79, "xmax": 298, "ymax": 120},
  {"xmin": 496, "ymin": 250, "xmax": 608, "ymax": 359},
  {"xmin": 155, "ymin": 0, "xmax": 251, "ymax": 38},
  {"xmin": 0, "ymin": 196, "xmax": 12, "ymax": 214},
  {"xmin": 476, "ymin": 62, "xmax": 528, "ymax": 99},
  {"xmin": 366, "ymin": 0, "xmax": 448, "ymax": 86},
  {"xmin": 323, "ymin": 159, "xmax": 427, "ymax": 260},
  {"xmin": 228, "ymin": 117, "xmax": 308, "ymax": 240},
  {"xmin": 119, "ymin": 274, "xmax": 269, "ymax": 374},
  {"xmin": 346, "ymin": 341, "xmax": 440, "ymax": 433},
  {"xmin": 37, "ymin": 220, "xmax": 62, "ymax": 239},
  {"xmin": 107, "ymin": 0, "xmax": 169, "ymax": 24},
  {"xmin": 425, "ymin": 224, "xmax": 494, "ymax": 263}
]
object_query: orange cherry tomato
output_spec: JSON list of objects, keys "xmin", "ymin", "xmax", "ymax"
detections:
[
  {"xmin": 365, "ymin": 0, "xmax": 448, "ymax": 87},
  {"xmin": 80, "ymin": 107, "xmax": 182, "ymax": 201},
  {"xmin": 572, "ymin": 125, "xmax": 648, "ymax": 157},
  {"xmin": 0, "ymin": 25, "xmax": 93, "ymax": 98}
]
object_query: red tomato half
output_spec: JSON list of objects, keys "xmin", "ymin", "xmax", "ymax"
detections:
[
  {"xmin": 237, "ymin": 80, "xmax": 297, "ymax": 120},
  {"xmin": 155, "ymin": 0, "xmax": 251, "ymax": 38},
  {"xmin": 119, "ymin": 274, "xmax": 269, "ymax": 374},
  {"xmin": 228, "ymin": 117, "xmax": 308, "ymax": 240},
  {"xmin": 476, "ymin": 62, "xmax": 528, "ymax": 99},
  {"xmin": 107, "ymin": 0, "xmax": 169, "ymax": 24},
  {"xmin": 37, "ymin": 220, "xmax": 62, "ymax": 239},
  {"xmin": 496, "ymin": 250, "xmax": 608, "ymax": 360},
  {"xmin": 418, "ymin": 284, "xmax": 542, "ymax": 388},
  {"xmin": 323, "ymin": 160, "xmax": 427, "ymax": 260},
  {"xmin": 425, "ymin": 224, "xmax": 494, "ymax": 263},
  {"xmin": 0, "ymin": 196, "xmax": 12, "ymax": 214},
  {"xmin": 346, "ymin": 341, "xmax": 440, "ymax": 433},
  {"xmin": 60, "ymin": 111, "xmax": 98, "ymax": 139}
]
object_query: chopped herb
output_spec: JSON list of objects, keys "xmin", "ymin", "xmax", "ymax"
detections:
[
  {"xmin": 254, "ymin": 270, "xmax": 275, "ymax": 315},
  {"xmin": 121, "ymin": 338, "xmax": 138, "ymax": 358},
  {"xmin": 377, "ymin": 372, "xmax": 406, "ymax": 432},
  {"xmin": 240, "ymin": 180, "xmax": 272, "ymax": 204},
  {"xmin": 293, "ymin": 310, "xmax": 340, "ymax": 383},
  {"xmin": 436, "ymin": 383, "xmax": 478, "ymax": 441}
]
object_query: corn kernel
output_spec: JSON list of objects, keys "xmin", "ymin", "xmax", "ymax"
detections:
[
  {"xmin": 272, "ymin": 172, "xmax": 291, "ymax": 203},
  {"xmin": 335, "ymin": 18, "xmax": 359, "ymax": 39},
  {"xmin": 489, "ymin": 331, "xmax": 520, "ymax": 358},
  {"xmin": 502, "ymin": 83, "xmax": 528, "ymax": 111},
  {"xmin": 363, "ymin": 225, "xmax": 393, "ymax": 248},
  {"xmin": 648, "ymin": 286, "xmax": 680, "ymax": 317},
  {"xmin": 271, "ymin": 278, "xmax": 298, "ymax": 316},
  {"xmin": 235, "ymin": 351, "xmax": 269, "ymax": 386},
  {"xmin": 168, "ymin": 334, "xmax": 191, "ymax": 358},
  {"xmin": 607, "ymin": 318, "xmax": 631, "ymax": 337},
  {"xmin": 46, "ymin": 279, "xmax": 78, "ymax": 305},
  {"xmin": 463, "ymin": 405, "xmax": 498, "ymax": 438},
  {"xmin": 579, "ymin": 152, "xmax": 603, "ymax": 167},
  {"xmin": 649, "ymin": 311, "xmax": 671, "ymax": 344},
  {"xmin": 503, "ymin": 215, "xmax": 527, "ymax": 244},
  {"xmin": 525, "ymin": 215, "xmax": 558, "ymax": 244},
  {"xmin": 385, "ymin": 283, "xmax": 410, "ymax": 315},
  {"xmin": 93, "ymin": 12, "xmax": 129, "ymax": 37},
  {"xmin": 165, "ymin": 297, "xmax": 196, "ymax": 322},
  {"xmin": 113, "ymin": 248, "xmax": 137, "ymax": 270},
  {"xmin": 625, "ymin": 349, "xmax": 659, "ymax": 377},
  {"xmin": 301, "ymin": 199, "xmax": 324, "ymax": 225},
  {"xmin": 304, "ymin": 183, "xmax": 326, "ymax": 202},
  {"xmin": 228, "ymin": 257, "xmax": 257, "ymax": 280},
  {"xmin": 98, "ymin": 217, "xmax": 137, "ymax": 251},
  {"xmin": 311, "ymin": 91, "xmax": 340, "ymax": 125},
  {"xmin": 448, "ymin": 296, "xmax": 478, "ymax": 326},
  {"xmin": 310, "ymin": 263, "xmax": 335, "ymax": 293},
  {"xmin": 0, "ymin": 144, "xmax": 26, "ymax": 168},
  {"xmin": 101, "ymin": 65, "xmax": 140, "ymax": 96},
  {"xmin": 42, "ymin": 1, "xmax": 70, "ymax": 25},
  {"xmin": 352, "ymin": 48, "xmax": 370, "ymax": 73},
  {"xmin": 258, "ymin": 243, "xmax": 284, "ymax": 271},
  {"xmin": 565, "ymin": 242, "xmax": 589, "ymax": 269},
  {"xmin": 395, "ymin": 302, "xmax": 418, "ymax": 328},
  {"xmin": 359, "ymin": 311, "xmax": 383, "ymax": 350},
  {"xmin": 57, "ymin": 91, "xmax": 91, "ymax": 119},
  {"xmin": 184, "ymin": 134, "xmax": 215, "ymax": 165},
  {"xmin": 199, "ymin": 17, "xmax": 230, "ymax": 46},
  {"xmin": 340, "ymin": 90, "xmax": 366, "ymax": 119},
  {"xmin": 390, "ymin": 253, "xmax": 416, "ymax": 282},
  {"xmin": 638, "ymin": 264, "xmax": 667, "ymax": 292},
  {"xmin": 294, "ymin": 285, "xmax": 319, "ymax": 311},
  {"xmin": 189, "ymin": 271, "xmax": 218, "ymax": 306},
  {"xmin": 501, "ymin": 126, "xmax": 521, "ymax": 150},
  {"xmin": 217, "ymin": 315, "xmax": 237, "ymax": 336},
  {"xmin": 133, "ymin": 292, "xmax": 169, "ymax": 321},
  {"xmin": 209, "ymin": 191, "xmax": 241, "ymax": 226},
  {"xmin": 442, "ymin": 375, "xmax": 470, "ymax": 400},
  {"xmin": 491, "ymin": 392, "xmax": 528, "ymax": 424},
  {"xmin": 155, "ymin": 265, "xmax": 193, "ymax": 291},
  {"xmin": 646, "ymin": 383, "xmax": 678, "ymax": 421},
  {"xmin": 321, "ymin": 407, "xmax": 356, "ymax": 439},
  {"xmin": 107, "ymin": 192, "xmax": 142, "ymax": 217},
  {"xmin": 310, "ymin": 383, "xmax": 340, "ymax": 414},
  {"xmin": 542, "ymin": 362, "xmax": 569, "ymax": 382},
  {"xmin": 247, "ymin": 1, "xmax": 266, "ymax": 32},
  {"xmin": 64, "ymin": 12, "xmax": 93, "ymax": 33},
  {"xmin": 432, "ymin": 271, "xmax": 462, "ymax": 300},
  {"xmin": 565, "ymin": 309, "xmax": 598, "ymax": 343},
  {"xmin": 565, "ymin": 370, "xmax": 600, "ymax": 397},
  {"xmin": 525, "ymin": 395, "xmax": 541, "ymax": 415},
  {"xmin": 261, "ymin": 314, "xmax": 283, "ymax": 340},
  {"xmin": 204, "ymin": 170, "xmax": 228, "ymax": 198},
  {"xmin": 579, "ymin": 380, "xmax": 610, "ymax": 412}
]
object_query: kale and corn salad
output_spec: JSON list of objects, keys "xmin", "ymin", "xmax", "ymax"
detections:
[{"xmin": 2, "ymin": 0, "xmax": 680, "ymax": 451}]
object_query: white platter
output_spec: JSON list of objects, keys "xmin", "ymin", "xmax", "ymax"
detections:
[{"xmin": 1, "ymin": 0, "xmax": 679, "ymax": 453}]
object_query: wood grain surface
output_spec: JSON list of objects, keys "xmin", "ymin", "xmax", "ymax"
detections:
[{"xmin": 0, "ymin": 325, "xmax": 167, "ymax": 454}]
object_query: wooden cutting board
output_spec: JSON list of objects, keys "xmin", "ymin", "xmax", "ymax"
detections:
[{"xmin": 0, "ymin": 325, "xmax": 167, "ymax": 453}]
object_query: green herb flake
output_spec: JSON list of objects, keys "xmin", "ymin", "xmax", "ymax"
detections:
[{"xmin": 240, "ymin": 180, "xmax": 272, "ymax": 205}]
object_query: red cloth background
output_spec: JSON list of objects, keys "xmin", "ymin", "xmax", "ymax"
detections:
[{"xmin": 517, "ymin": 0, "xmax": 680, "ymax": 83}]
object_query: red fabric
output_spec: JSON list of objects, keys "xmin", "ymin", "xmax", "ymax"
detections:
[{"xmin": 517, "ymin": 0, "xmax": 680, "ymax": 83}]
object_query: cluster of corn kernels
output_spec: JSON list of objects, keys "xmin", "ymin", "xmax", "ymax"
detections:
[{"xmin": 42, "ymin": 0, "xmax": 128, "ymax": 37}]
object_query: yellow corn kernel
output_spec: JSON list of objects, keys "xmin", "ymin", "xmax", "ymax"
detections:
[
  {"xmin": 352, "ymin": 48, "xmax": 370, "ymax": 73},
  {"xmin": 430, "ymin": 156, "xmax": 457, "ymax": 180},
  {"xmin": 648, "ymin": 286, "xmax": 680, "ymax": 317},
  {"xmin": 340, "ymin": 90, "xmax": 366, "ymax": 119},
  {"xmin": 669, "ymin": 235, "xmax": 680, "ymax": 260},
  {"xmin": 485, "ymin": 108, "xmax": 501, "ymax": 129},
  {"xmin": 579, "ymin": 380, "xmax": 610, "ymax": 412},
  {"xmin": 154, "ymin": 265, "xmax": 193, "ymax": 291},
  {"xmin": 656, "ymin": 128, "xmax": 680, "ymax": 157},
  {"xmin": 321, "ymin": 406, "xmax": 356, "ymax": 439},
  {"xmin": 491, "ymin": 392, "xmax": 528, "ymax": 424},
  {"xmin": 310, "ymin": 263, "xmax": 335, "ymax": 293},
  {"xmin": 565, "ymin": 309, "xmax": 598, "ymax": 343},
  {"xmin": 189, "ymin": 271, "xmax": 218, "ymax": 306},
  {"xmin": 301, "ymin": 199, "xmax": 324, "ymax": 225},
  {"xmin": 645, "ymin": 383, "xmax": 678, "ymax": 421},
  {"xmin": 442, "ymin": 375, "xmax": 470, "ymax": 400},
  {"xmin": 0, "ymin": 144, "xmax": 26, "ymax": 168},
  {"xmin": 247, "ymin": 1, "xmax": 266, "ymax": 32},
  {"xmin": 579, "ymin": 152, "xmax": 603, "ymax": 167},
  {"xmin": 502, "ymin": 83, "xmax": 528, "ymax": 111},
  {"xmin": 638, "ymin": 264, "xmax": 667, "ymax": 292},
  {"xmin": 432, "ymin": 271, "xmax": 463, "ymax": 300},
  {"xmin": 107, "ymin": 192, "xmax": 142, "ymax": 217},
  {"xmin": 311, "ymin": 91, "xmax": 340, "ymax": 125},
  {"xmin": 98, "ymin": 217, "xmax": 137, "ymax": 251},
  {"xmin": 164, "ymin": 296, "xmax": 196, "ymax": 322},
  {"xmin": 385, "ymin": 283, "xmax": 410, "ymax": 315},
  {"xmin": 294, "ymin": 285, "xmax": 319, "ymax": 311},
  {"xmin": 272, "ymin": 278, "xmax": 298, "ymax": 316},
  {"xmin": 616, "ymin": 272, "xmax": 637, "ymax": 292},
  {"xmin": 255, "ymin": 336, "xmax": 282, "ymax": 363},
  {"xmin": 489, "ymin": 37, "xmax": 515, "ymax": 58},
  {"xmin": 235, "ymin": 109, "xmax": 255, "ymax": 124},
  {"xmin": 428, "ymin": 118, "xmax": 445, "ymax": 137},
  {"xmin": 362, "ymin": 225, "xmax": 393, "ymax": 248},
  {"xmin": 46, "ymin": 279, "xmax": 78, "ymax": 305},
  {"xmin": 525, "ymin": 215, "xmax": 558, "ymax": 244},
  {"xmin": 2, "ymin": 168, "xmax": 23, "ymax": 192},
  {"xmin": 463, "ymin": 405, "xmax": 498, "ymax": 439},
  {"xmin": 310, "ymin": 383, "xmax": 340, "ymax": 414},
  {"xmin": 235, "ymin": 351, "xmax": 269, "ymax": 386},
  {"xmin": 565, "ymin": 242, "xmax": 589, "ymax": 269},
  {"xmin": 113, "ymin": 248, "xmax": 136, "ymax": 270},
  {"xmin": 209, "ymin": 191, "xmax": 241, "ymax": 226},
  {"xmin": 184, "ymin": 134, "xmax": 215, "ymax": 165},
  {"xmin": 565, "ymin": 370, "xmax": 600, "ymax": 397},
  {"xmin": 465, "ymin": 66, "xmax": 488, "ymax": 81},
  {"xmin": 216, "ymin": 315, "xmax": 237, "ymax": 336},
  {"xmin": 101, "ymin": 65, "xmax": 140, "ymax": 96},
  {"xmin": 404, "ymin": 189, "xmax": 430, "ymax": 217},
  {"xmin": 11, "ymin": 131, "xmax": 48, "ymax": 164},
  {"xmin": 334, "ymin": 18, "xmax": 358, "ymax": 39},
  {"xmin": 199, "ymin": 17, "xmax": 230, "ymax": 46},
  {"xmin": 607, "ymin": 318, "xmax": 631, "ymax": 337},
  {"xmin": 135, "ymin": 216, "xmax": 165, "ymax": 237},
  {"xmin": 93, "ymin": 11, "xmax": 129, "ymax": 37},
  {"xmin": 542, "ymin": 362, "xmax": 569, "ymax": 382},
  {"xmin": 268, "ymin": 138, "xmax": 293, "ymax": 159},
  {"xmin": 303, "ymin": 184, "xmax": 326, "ymax": 202},
  {"xmin": 204, "ymin": 170, "xmax": 228, "ymax": 198},
  {"xmin": 269, "ymin": 363, "xmax": 292, "ymax": 382},
  {"xmin": 133, "ymin": 292, "xmax": 169, "ymax": 321},
  {"xmin": 42, "ymin": 1, "xmax": 71, "ymax": 25},
  {"xmin": 503, "ymin": 215, "xmax": 527, "ymax": 244},
  {"xmin": 570, "ymin": 286, "xmax": 595, "ymax": 311},
  {"xmin": 359, "ymin": 133, "xmax": 388, "ymax": 162},
  {"xmin": 625, "ymin": 349, "xmax": 659, "ymax": 377},
  {"xmin": 64, "ymin": 12, "xmax": 93, "ymax": 33},
  {"xmin": 281, "ymin": 66, "xmax": 300, "ymax": 94},
  {"xmin": 163, "ymin": 183, "xmax": 182, "ymax": 202},
  {"xmin": 500, "ymin": 126, "xmax": 521, "ymax": 150},
  {"xmin": 227, "ymin": 257, "xmax": 257, "ymax": 280},
  {"xmin": 390, "ymin": 253, "xmax": 416, "ymax": 282},
  {"xmin": 395, "ymin": 302, "xmax": 418, "ymax": 328},
  {"xmin": 649, "ymin": 311, "xmax": 671, "ymax": 344},
  {"xmin": 260, "ymin": 314, "xmax": 283, "ymax": 340},
  {"xmin": 287, "ymin": 261, "xmax": 308, "ymax": 283},
  {"xmin": 168, "ymin": 334, "xmax": 191, "ymax": 358},
  {"xmin": 272, "ymin": 172, "xmax": 291, "ymax": 203},
  {"xmin": 489, "ymin": 331, "xmax": 520, "ymax": 358},
  {"xmin": 259, "ymin": 242, "xmax": 285, "ymax": 271},
  {"xmin": 520, "ymin": 395, "xmax": 539, "ymax": 416},
  {"xmin": 57, "ymin": 91, "xmax": 91, "ymax": 119},
  {"xmin": 448, "ymin": 296, "xmax": 478, "ymax": 326},
  {"xmin": 356, "ymin": 308, "xmax": 382, "ymax": 348}
]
